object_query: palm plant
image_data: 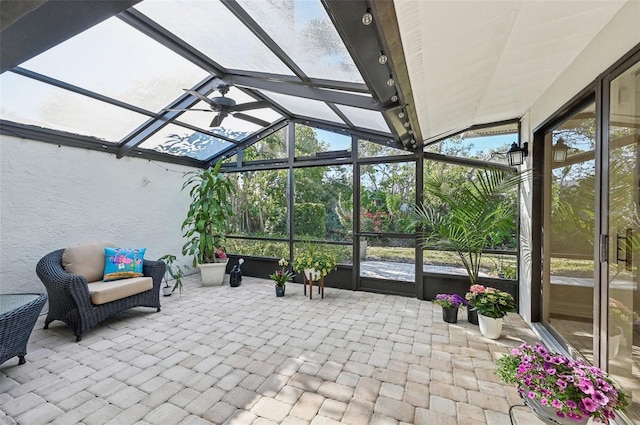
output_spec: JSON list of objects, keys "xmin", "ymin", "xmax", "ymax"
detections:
[{"xmin": 412, "ymin": 168, "xmax": 526, "ymax": 285}]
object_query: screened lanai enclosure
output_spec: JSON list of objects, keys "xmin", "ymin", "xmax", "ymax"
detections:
[
  {"xmin": 0, "ymin": 0, "xmax": 522, "ymax": 299},
  {"xmin": 2, "ymin": 0, "xmax": 640, "ymax": 423}
]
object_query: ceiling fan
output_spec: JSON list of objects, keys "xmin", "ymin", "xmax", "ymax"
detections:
[{"xmin": 171, "ymin": 84, "xmax": 271, "ymax": 128}]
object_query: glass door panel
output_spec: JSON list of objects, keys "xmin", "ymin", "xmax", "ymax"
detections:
[
  {"xmin": 607, "ymin": 60, "xmax": 640, "ymax": 422},
  {"xmin": 543, "ymin": 101, "xmax": 597, "ymax": 361}
]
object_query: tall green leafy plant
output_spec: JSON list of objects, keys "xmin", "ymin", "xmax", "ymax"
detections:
[
  {"xmin": 412, "ymin": 168, "xmax": 525, "ymax": 285},
  {"xmin": 181, "ymin": 159, "xmax": 235, "ymax": 266}
]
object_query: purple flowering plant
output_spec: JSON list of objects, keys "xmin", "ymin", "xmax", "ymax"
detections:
[
  {"xmin": 496, "ymin": 342, "xmax": 628, "ymax": 423},
  {"xmin": 433, "ymin": 293, "xmax": 466, "ymax": 309}
]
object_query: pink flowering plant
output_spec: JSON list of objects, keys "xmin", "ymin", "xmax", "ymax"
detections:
[
  {"xmin": 434, "ymin": 293, "xmax": 466, "ymax": 309},
  {"xmin": 496, "ymin": 342, "xmax": 628, "ymax": 423},
  {"xmin": 269, "ymin": 259, "xmax": 295, "ymax": 288},
  {"xmin": 466, "ymin": 285, "xmax": 515, "ymax": 318},
  {"xmin": 465, "ymin": 284, "xmax": 486, "ymax": 306}
]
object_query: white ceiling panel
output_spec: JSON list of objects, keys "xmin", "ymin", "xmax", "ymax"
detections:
[{"xmin": 394, "ymin": 0, "xmax": 628, "ymax": 143}]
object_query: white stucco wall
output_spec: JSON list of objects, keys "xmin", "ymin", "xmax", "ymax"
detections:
[
  {"xmin": 518, "ymin": 0, "xmax": 640, "ymax": 322},
  {"xmin": 0, "ymin": 135, "xmax": 196, "ymax": 294}
]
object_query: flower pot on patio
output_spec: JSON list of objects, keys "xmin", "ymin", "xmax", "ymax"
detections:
[
  {"xmin": 199, "ymin": 260, "xmax": 227, "ymax": 286},
  {"xmin": 275, "ymin": 286, "xmax": 285, "ymax": 297},
  {"xmin": 521, "ymin": 393, "xmax": 588, "ymax": 425},
  {"xmin": 467, "ymin": 307, "xmax": 479, "ymax": 325},
  {"xmin": 478, "ymin": 314, "xmax": 503, "ymax": 339},
  {"xmin": 161, "ymin": 286, "xmax": 173, "ymax": 297},
  {"xmin": 304, "ymin": 268, "xmax": 322, "ymax": 282},
  {"xmin": 442, "ymin": 307, "xmax": 458, "ymax": 323}
]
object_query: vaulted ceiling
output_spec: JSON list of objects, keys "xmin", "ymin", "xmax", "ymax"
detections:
[{"xmin": 0, "ymin": 0, "xmax": 635, "ymax": 166}]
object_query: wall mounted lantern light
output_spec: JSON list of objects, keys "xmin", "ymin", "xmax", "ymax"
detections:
[
  {"xmin": 507, "ymin": 142, "xmax": 529, "ymax": 167},
  {"xmin": 552, "ymin": 137, "xmax": 569, "ymax": 163}
]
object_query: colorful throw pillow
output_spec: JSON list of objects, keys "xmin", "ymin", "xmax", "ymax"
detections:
[{"xmin": 103, "ymin": 247, "xmax": 146, "ymax": 281}]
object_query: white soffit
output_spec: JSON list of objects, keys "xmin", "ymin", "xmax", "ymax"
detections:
[{"xmin": 394, "ymin": 0, "xmax": 628, "ymax": 142}]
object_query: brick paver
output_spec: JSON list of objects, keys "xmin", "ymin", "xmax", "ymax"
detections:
[{"xmin": 0, "ymin": 276, "xmax": 545, "ymax": 424}]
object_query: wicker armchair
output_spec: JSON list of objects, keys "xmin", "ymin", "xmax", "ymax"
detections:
[
  {"xmin": 0, "ymin": 293, "xmax": 47, "ymax": 365},
  {"xmin": 36, "ymin": 249, "xmax": 165, "ymax": 342}
]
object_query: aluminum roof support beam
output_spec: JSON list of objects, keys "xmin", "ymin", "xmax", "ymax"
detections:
[
  {"xmin": 225, "ymin": 74, "xmax": 380, "ymax": 111},
  {"xmin": 226, "ymin": 69, "xmax": 370, "ymax": 94},
  {"xmin": 321, "ymin": 0, "xmax": 422, "ymax": 149},
  {"xmin": 221, "ymin": 0, "xmax": 309, "ymax": 82},
  {"xmin": 117, "ymin": 76, "xmax": 221, "ymax": 158},
  {"xmin": 0, "ymin": 120, "xmax": 204, "ymax": 168}
]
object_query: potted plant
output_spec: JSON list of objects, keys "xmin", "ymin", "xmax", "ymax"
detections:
[
  {"xmin": 158, "ymin": 254, "xmax": 186, "ymax": 297},
  {"xmin": 465, "ymin": 284, "xmax": 486, "ymax": 325},
  {"xmin": 411, "ymin": 168, "xmax": 526, "ymax": 285},
  {"xmin": 270, "ymin": 259, "xmax": 295, "ymax": 297},
  {"xmin": 496, "ymin": 342, "xmax": 628, "ymax": 424},
  {"xmin": 468, "ymin": 286, "xmax": 515, "ymax": 339},
  {"xmin": 292, "ymin": 241, "xmax": 338, "ymax": 282},
  {"xmin": 181, "ymin": 159, "xmax": 235, "ymax": 286},
  {"xmin": 433, "ymin": 293, "xmax": 466, "ymax": 323}
]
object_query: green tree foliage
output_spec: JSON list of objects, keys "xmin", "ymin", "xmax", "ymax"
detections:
[
  {"xmin": 294, "ymin": 203, "xmax": 326, "ymax": 237},
  {"xmin": 359, "ymin": 159, "xmax": 415, "ymax": 234},
  {"xmin": 412, "ymin": 168, "xmax": 524, "ymax": 285}
]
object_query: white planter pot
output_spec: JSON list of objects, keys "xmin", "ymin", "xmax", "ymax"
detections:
[
  {"xmin": 478, "ymin": 314, "xmax": 503, "ymax": 339},
  {"xmin": 161, "ymin": 286, "xmax": 173, "ymax": 296},
  {"xmin": 522, "ymin": 394, "xmax": 588, "ymax": 425},
  {"xmin": 304, "ymin": 268, "xmax": 321, "ymax": 281},
  {"xmin": 199, "ymin": 260, "xmax": 228, "ymax": 286}
]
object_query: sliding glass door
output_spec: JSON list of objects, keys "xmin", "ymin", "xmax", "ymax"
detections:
[
  {"xmin": 541, "ymin": 55, "xmax": 639, "ymax": 423},
  {"xmin": 606, "ymin": 59, "xmax": 640, "ymax": 422},
  {"xmin": 543, "ymin": 100, "xmax": 597, "ymax": 359}
]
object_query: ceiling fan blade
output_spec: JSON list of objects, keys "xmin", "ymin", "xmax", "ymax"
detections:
[
  {"xmin": 210, "ymin": 113, "xmax": 226, "ymax": 127},
  {"xmin": 233, "ymin": 113, "xmax": 270, "ymax": 127},
  {"xmin": 184, "ymin": 89, "xmax": 220, "ymax": 109},
  {"xmin": 229, "ymin": 100, "xmax": 269, "ymax": 112}
]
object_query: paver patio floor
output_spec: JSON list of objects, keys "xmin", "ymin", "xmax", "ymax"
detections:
[{"xmin": 0, "ymin": 275, "xmax": 548, "ymax": 425}]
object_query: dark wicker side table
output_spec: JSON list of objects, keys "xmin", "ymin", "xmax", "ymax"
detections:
[{"xmin": 0, "ymin": 293, "xmax": 47, "ymax": 365}]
